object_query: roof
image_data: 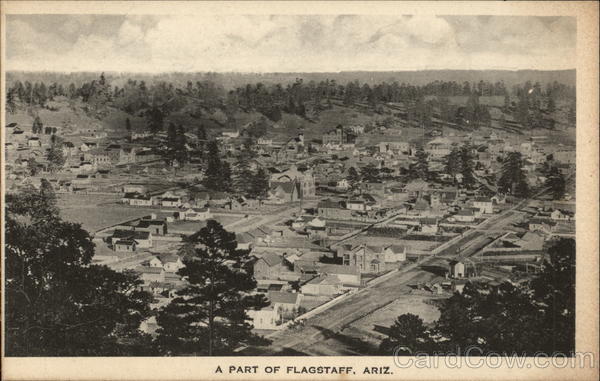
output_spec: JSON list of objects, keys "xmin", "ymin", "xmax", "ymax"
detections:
[
  {"xmin": 318, "ymin": 199, "xmax": 341, "ymax": 209},
  {"xmin": 135, "ymin": 266, "xmax": 163, "ymax": 274},
  {"xmin": 319, "ymin": 263, "xmax": 360, "ymax": 276},
  {"xmin": 115, "ymin": 239, "xmax": 136, "ymax": 246},
  {"xmin": 306, "ymin": 274, "xmax": 341, "ymax": 285},
  {"xmin": 456, "ymin": 209, "xmax": 475, "ymax": 216},
  {"xmin": 474, "ymin": 197, "xmax": 492, "ymax": 203},
  {"xmin": 271, "ymin": 181, "xmax": 298, "ymax": 194},
  {"xmin": 260, "ymin": 253, "xmax": 283, "ymax": 267},
  {"xmin": 267, "ymin": 291, "xmax": 299, "ymax": 305},
  {"xmin": 421, "ymin": 217, "xmax": 438, "ymax": 225}
]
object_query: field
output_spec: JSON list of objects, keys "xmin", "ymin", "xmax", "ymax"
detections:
[
  {"xmin": 57, "ymin": 193, "xmax": 151, "ymax": 232},
  {"xmin": 351, "ymin": 295, "xmax": 442, "ymax": 338}
]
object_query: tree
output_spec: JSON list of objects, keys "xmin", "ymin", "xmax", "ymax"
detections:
[
  {"xmin": 360, "ymin": 163, "xmax": 380, "ymax": 183},
  {"xmin": 146, "ymin": 106, "xmax": 164, "ymax": 134},
  {"xmin": 27, "ymin": 157, "xmax": 39, "ymax": 176},
  {"xmin": 497, "ymin": 152, "xmax": 528, "ymax": 197},
  {"xmin": 249, "ymin": 167, "xmax": 270, "ymax": 199},
  {"xmin": 154, "ymin": 220, "xmax": 269, "ymax": 355},
  {"xmin": 410, "ymin": 148, "xmax": 429, "ymax": 181},
  {"xmin": 346, "ymin": 167, "xmax": 361, "ymax": 191},
  {"xmin": 459, "ymin": 145, "xmax": 475, "ymax": 188},
  {"xmin": 233, "ymin": 154, "xmax": 254, "ymax": 196},
  {"xmin": 444, "ymin": 149, "xmax": 462, "ymax": 184},
  {"xmin": 544, "ymin": 166, "xmax": 566, "ymax": 199},
  {"xmin": 4, "ymin": 189, "xmax": 153, "ymax": 356},
  {"xmin": 32, "ymin": 115, "xmax": 43, "ymax": 134},
  {"xmin": 379, "ymin": 313, "xmax": 434, "ymax": 355},
  {"xmin": 530, "ymin": 238, "xmax": 575, "ymax": 355},
  {"xmin": 203, "ymin": 141, "xmax": 231, "ymax": 192},
  {"xmin": 125, "ymin": 117, "xmax": 132, "ymax": 132},
  {"xmin": 47, "ymin": 137, "xmax": 66, "ymax": 172}
]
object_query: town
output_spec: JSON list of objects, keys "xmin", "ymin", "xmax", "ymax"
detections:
[{"xmin": 4, "ymin": 70, "xmax": 576, "ymax": 356}]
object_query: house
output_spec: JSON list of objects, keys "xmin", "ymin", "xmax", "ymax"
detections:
[
  {"xmin": 322, "ymin": 125, "xmax": 356, "ymax": 146},
  {"xmin": 270, "ymin": 165, "xmax": 316, "ymax": 198},
  {"xmin": 149, "ymin": 254, "xmax": 184, "ymax": 273},
  {"xmin": 454, "ymin": 209, "xmax": 476, "ymax": 223},
  {"xmin": 248, "ymin": 307, "xmax": 281, "ymax": 330},
  {"xmin": 529, "ymin": 218, "xmax": 556, "ymax": 233},
  {"xmin": 122, "ymin": 192, "xmax": 154, "ymax": 206},
  {"xmin": 551, "ymin": 209, "xmax": 574, "ymax": 221},
  {"xmin": 135, "ymin": 219, "xmax": 167, "ymax": 236},
  {"xmin": 346, "ymin": 199, "xmax": 367, "ymax": 212},
  {"xmin": 301, "ymin": 274, "xmax": 342, "ymax": 296},
  {"xmin": 161, "ymin": 197, "xmax": 182, "ymax": 208},
  {"xmin": 111, "ymin": 230, "xmax": 152, "ymax": 249},
  {"xmin": 28, "ymin": 137, "xmax": 42, "ymax": 147},
  {"xmin": 268, "ymin": 182, "xmax": 300, "ymax": 203},
  {"xmin": 318, "ymin": 263, "xmax": 361, "ymax": 285},
  {"xmin": 253, "ymin": 253, "xmax": 287, "ymax": 280},
  {"xmin": 175, "ymin": 207, "xmax": 212, "ymax": 221},
  {"xmin": 449, "ymin": 260, "xmax": 465, "ymax": 278},
  {"xmin": 228, "ymin": 196, "xmax": 261, "ymax": 210},
  {"xmin": 339, "ymin": 244, "xmax": 405, "ymax": 274},
  {"xmin": 268, "ymin": 291, "xmax": 302, "ymax": 314},
  {"xmin": 420, "ymin": 218, "xmax": 439, "ymax": 234},
  {"xmin": 114, "ymin": 239, "xmax": 137, "ymax": 252},
  {"xmin": 473, "ymin": 197, "xmax": 494, "ymax": 214},
  {"xmin": 317, "ymin": 199, "xmax": 353, "ymax": 220}
]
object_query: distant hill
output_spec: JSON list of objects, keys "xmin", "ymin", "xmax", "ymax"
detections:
[{"xmin": 6, "ymin": 69, "xmax": 576, "ymax": 90}]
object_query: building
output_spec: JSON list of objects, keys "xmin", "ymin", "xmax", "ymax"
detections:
[
  {"xmin": 135, "ymin": 220, "xmax": 167, "ymax": 236},
  {"xmin": 175, "ymin": 207, "xmax": 212, "ymax": 221},
  {"xmin": 122, "ymin": 193, "xmax": 154, "ymax": 206},
  {"xmin": 114, "ymin": 239, "xmax": 137, "ymax": 252},
  {"xmin": 148, "ymin": 254, "xmax": 184, "ymax": 273},
  {"xmin": 449, "ymin": 260, "xmax": 465, "ymax": 278},
  {"xmin": 420, "ymin": 218, "xmax": 439, "ymax": 234},
  {"xmin": 111, "ymin": 230, "xmax": 152, "ymax": 249},
  {"xmin": 270, "ymin": 165, "xmax": 316, "ymax": 198},
  {"xmin": 301, "ymin": 274, "xmax": 342, "ymax": 296},
  {"xmin": 339, "ymin": 244, "xmax": 406, "ymax": 274},
  {"xmin": 253, "ymin": 253, "xmax": 288, "ymax": 280},
  {"xmin": 473, "ymin": 197, "xmax": 494, "ymax": 214},
  {"xmin": 322, "ymin": 125, "xmax": 356, "ymax": 146},
  {"xmin": 268, "ymin": 182, "xmax": 300, "ymax": 203},
  {"xmin": 454, "ymin": 209, "xmax": 476, "ymax": 223}
]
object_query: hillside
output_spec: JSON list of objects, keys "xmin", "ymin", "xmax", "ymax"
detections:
[{"xmin": 6, "ymin": 69, "xmax": 576, "ymax": 91}]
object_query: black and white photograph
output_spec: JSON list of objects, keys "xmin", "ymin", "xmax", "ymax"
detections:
[{"xmin": 1, "ymin": 1, "xmax": 598, "ymax": 380}]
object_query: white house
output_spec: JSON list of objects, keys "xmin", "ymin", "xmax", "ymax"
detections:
[{"xmin": 473, "ymin": 197, "xmax": 494, "ymax": 214}]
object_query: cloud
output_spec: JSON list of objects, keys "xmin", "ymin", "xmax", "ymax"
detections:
[{"xmin": 5, "ymin": 14, "xmax": 576, "ymax": 72}]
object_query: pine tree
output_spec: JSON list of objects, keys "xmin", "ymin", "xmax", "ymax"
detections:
[
  {"xmin": 5, "ymin": 189, "xmax": 153, "ymax": 356},
  {"xmin": 544, "ymin": 166, "xmax": 566, "ymax": 199},
  {"xmin": 346, "ymin": 167, "xmax": 360, "ymax": 191},
  {"xmin": 32, "ymin": 115, "xmax": 43, "ymax": 134},
  {"xmin": 47, "ymin": 137, "xmax": 66, "ymax": 172},
  {"xmin": 459, "ymin": 145, "xmax": 475, "ymax": 188},
  {"xmin": 410, "ymin": 148, "xmax": 429, "ymax": 181},
  {"xmin": 249, "ymin": 167, "xmax": 270, "ymax": 199},
  {"xmin": 203, "ymin": 141, "xmax": 231, "ymax": 192},
  {"xmin": 497, "ymin": 152, "xmax": 529, "ymax": 197},
  {"xmin": 154, "ymin": 220, "xmax": 269, "ymax": 355}
]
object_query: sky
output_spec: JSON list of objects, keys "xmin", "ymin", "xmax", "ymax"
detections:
[{"xmin": 5, "ymin": 14, "xmax": 576, "ymax": 73}]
